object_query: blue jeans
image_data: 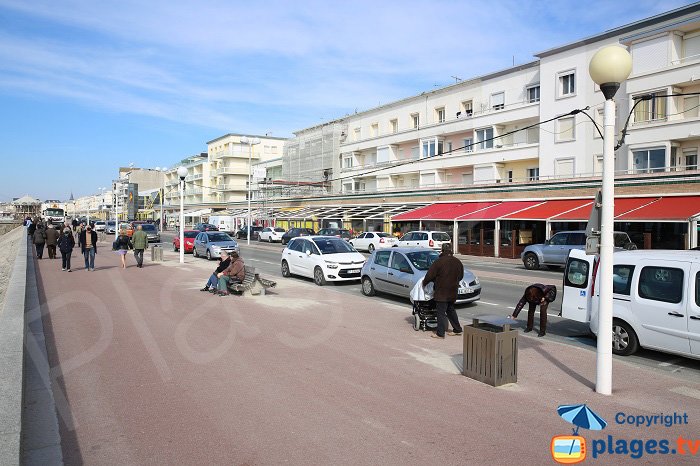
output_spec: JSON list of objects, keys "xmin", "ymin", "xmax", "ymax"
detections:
[
  {"xmin": 206, "ymin": 273, "xmax": 218, "ymax": 289},
  {"xmin": 83, "ymin": 247, "xmax": 95, "ymax": 269}
]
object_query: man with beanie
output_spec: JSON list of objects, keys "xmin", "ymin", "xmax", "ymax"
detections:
[
  {"xmin": 423, "ymin": 242, "xmax": 464, "ymax": 339},
  {"xmin": 45, "ymin": 224, "xmax": 59, "ymax": 259}
]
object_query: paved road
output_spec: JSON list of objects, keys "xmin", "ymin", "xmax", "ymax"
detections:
[{"xmin": 159, "ymin": 231, "xmax": 700, "ymax": 383}]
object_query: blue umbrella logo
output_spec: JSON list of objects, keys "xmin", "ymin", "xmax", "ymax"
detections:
[{"xmin": 557, "ymin": 404, "xmax": 607, "ymax": 435}]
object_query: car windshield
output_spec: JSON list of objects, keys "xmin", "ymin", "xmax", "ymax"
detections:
[
  {"xmin": 274, "ymin": 228, "xmax": 285, "ymax": 232},
  {"xmin": 207, "ymin": 233, "xmax": 233, "ymax": 242},
  {"xmin": 107, "ymin": 221, "xmax": 115, "ymax": 226},
  {"xmin": 433, "ymin": 232, "xmax": 451, "ymax": 241},
  {"xmin": 406, "ymin": 251, "xmax": 440, "ymax": 270},
  {"xmin": 141, "ymin": 225, "xmax": 156, "ymax": 231},
  {"xmin": 313, "ymin": 237, "xmax": 356, "ymax": 254},
  {"xmin": 184, "ymin": 231, "xmax": 198, "ymax": 238},
  {"xmin": 376, "ymin": 232, "xmax": 391, "ymax": 237}
]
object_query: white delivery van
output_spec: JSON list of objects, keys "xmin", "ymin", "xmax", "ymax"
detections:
[
  {"xmin": 208, "ymin": 215, "xmax": 236, "ymax": 234},
  {"xmin": 562, "ymin": 249, "xmax": 700, "ymax": 359}
]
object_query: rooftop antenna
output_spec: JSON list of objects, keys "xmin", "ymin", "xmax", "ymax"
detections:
[{"xmin": 451, "ymin": 76, "xmax": 462, "ymax": 83}]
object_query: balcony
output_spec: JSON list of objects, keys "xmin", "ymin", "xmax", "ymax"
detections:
[
  {"xmin": 184, "ymin": 188, "xmax": 203, "ymax": 196},
  {"xmin": 214, "ymin": 167, "xmax": 243, "ymax": 176},
  {"xmin": 216, "ymin": 183, "xmax": 247, "ymax": 191},
  {"xmin": 185, "ymin": 173, "xmax": 203, "ymax": 182}
]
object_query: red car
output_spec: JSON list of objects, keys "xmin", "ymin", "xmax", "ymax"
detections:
[{"xmin": 173, "ymin": 230, "xmax": 198, "ymax": 253}]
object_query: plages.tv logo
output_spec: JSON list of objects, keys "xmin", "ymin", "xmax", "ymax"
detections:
[{"xmin": 551, "ymin": 404, "xmax": 607, "ymax": 464}]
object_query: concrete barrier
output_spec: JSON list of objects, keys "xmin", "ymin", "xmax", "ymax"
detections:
[{"xmin": 0, "ymin": 221, "xmax": 22, "ymax": 237}]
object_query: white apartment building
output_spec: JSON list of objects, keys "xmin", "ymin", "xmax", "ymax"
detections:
[
  {"xmin": 164, "ymin": 154, "xmax": 209, "ymax": 206},
  {"xmin": 291, "ymin": 3, "xmax": 700, "ymax": 196}
]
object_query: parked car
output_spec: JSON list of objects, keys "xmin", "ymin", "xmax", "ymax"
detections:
[
  {"xmin": 193, "ymin": 232, "xmax": 239, "ymax": 260},
  {"xmin": 173, "ymin": 230, "xmax": 198, "ymax": 253},
  {"xmin": 562, "ymin": 249, "xmax": 700, "ymax": 359},
  {"xmin": 281, "ymin": 228, "xmax": 316, "ymax": 245},
  {"xmin": 396, "ymin": 231, "xmax": 452, "ymax": 250},
  {"xmin": 93, "ymin": 221, "xmax": 106, "ymax": 232},
  {"xmin": 194, "ymin": 223, "xmax": 219, "ymax": 232},
  {"xmin": 258, "ymin": 227, "xmax": 286, "ymax": 243},
  {"xmin": 140, "ymin": 223, "xmax": 161, "ymax": 242},
  {"xmin": 360, "ymin": 247, "xmax": 481, "ymax": 304},
  {"xmin": 521, "ymin": 230, "xmax": 635, "ymax": 270},
  {"xmin": 316, "ymin": 228, "xmax": 352, "ymax": 241},
  {"xmin": 281, "ymin": 236, "xmax": 365, "ymax": 286},
  {"xmin": 235, "ymin": 226, "xmax": 264, "ymax": 240},
  {"xmin": 350, "ymin": 231, "xmax": 398, "ymax": 252},
  {"xmin": 119, "ymin": 222, "xmax": 134, "ymax": 237},
  {"xmin": 105, "ymin": 221, "xmax": 117, "ymax": 234}
]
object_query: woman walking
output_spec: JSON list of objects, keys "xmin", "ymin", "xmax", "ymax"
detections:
[
  {"xmin": 115, "ymin": 229, "xmax": 132, "ymax": 269},
  {"xmin": 57, "ymin": 228, "xmax": 75, "ymax": 272}
]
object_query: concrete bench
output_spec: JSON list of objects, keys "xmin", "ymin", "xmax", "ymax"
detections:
[{"xmin": 228, "ymin": 265, "xmax": 277, "ymax": 296}]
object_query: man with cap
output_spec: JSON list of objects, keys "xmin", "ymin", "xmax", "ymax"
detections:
[{"xmin": 423, "ymin": 242, "xmax": 464, "ymax": 339}]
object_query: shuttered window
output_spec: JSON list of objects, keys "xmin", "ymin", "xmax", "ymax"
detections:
[
  {"xmin": 557, "ymin": 117, "xmax": 575, "ymax": 141},
  {"xmin": 632, "ymin": 36, "xmax": 668, "ymax": 74}
]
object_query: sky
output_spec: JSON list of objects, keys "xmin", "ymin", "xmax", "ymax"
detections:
[{"xmin": 0, "ymin": 0, "xmax": 695, "ymax": 201}]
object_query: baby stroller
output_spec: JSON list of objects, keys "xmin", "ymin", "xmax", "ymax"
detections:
[{"xmin": 410, "ymin": 279, "xmax": 438, "ymax": 331}]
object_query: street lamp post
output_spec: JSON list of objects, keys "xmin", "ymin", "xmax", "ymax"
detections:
[
  {"xmin": 177, "ymin": 166, "xmax": 188, "ymax": 264},
  {"xmin": 114, "ymin": 182, "xmax": 120, "ymax": 241},
  {"xmin": 160, "ymin": 168, "xmax": 167, "ymax": 233},
  {"xmin": 240, "ymin": 136, "xmax": 261, "ymax": 246},
  {"xmin": 589, "ymin": 45, "xmax": 632, "ymax": 395}
]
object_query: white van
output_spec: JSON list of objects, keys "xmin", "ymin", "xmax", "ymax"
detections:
[{"xmin": 562, "ymin": 249, "xmax": 700, "ymax": 359}]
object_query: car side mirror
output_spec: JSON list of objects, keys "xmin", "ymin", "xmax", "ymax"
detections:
[
  {"xmin": 544, "ymin": 239, "xmax": 550, "ymax": 245},
  {"xmin": 306, "ymin": 250, "xmax": 311, "ymax": 256}
]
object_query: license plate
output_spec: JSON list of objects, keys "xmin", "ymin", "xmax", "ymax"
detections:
[
  {"xmin": 459, "ymin": 288, "xmax": 472, "ymax": 294},
  {"xmin": 348, "ymin": 269, "xmax": 360, "ymax": 274}
]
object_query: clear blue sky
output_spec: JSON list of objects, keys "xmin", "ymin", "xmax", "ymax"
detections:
[{"xmin": 0, "ymin": 0, "xmax": 694, "ymax": 201}]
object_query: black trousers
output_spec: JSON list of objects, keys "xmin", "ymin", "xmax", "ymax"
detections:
[
  {"xmin": 526, "ymin": 302, "xmax": 548, "ymax": 334},
  {"xmin": 35, "ymin": 243, "xmax": 45, "ymax": 258},
  {"xmin": 134, "ymin": 249, "xmax": 144, "ymax": 266},
  {"xmin": 47, "ymin": 245, "xmax": 56, "ymax": 259},
  {"xmin": 61, "ymin": 251, "xmax": 72, "ymax": 270},
  {"xmin": 435, "ymin": 301, "xmax": 462, "ymax": 337}
]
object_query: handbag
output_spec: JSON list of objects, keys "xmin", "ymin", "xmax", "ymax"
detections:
[{"xmin": 112, "ymin": 240, "xmax": 119, "ymax": 251}]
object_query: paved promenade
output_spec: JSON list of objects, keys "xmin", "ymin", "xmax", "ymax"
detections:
[{"xmin": 33, "ymin": 239, "xmax": 700, "ymax": 464}]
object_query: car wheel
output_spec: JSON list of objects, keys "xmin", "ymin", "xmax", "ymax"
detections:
[
  {"xmin": 313, "ymin": 267, "xmax": 326, "ymax": 286},
  {"xmin": 193, "ymin": 248, "xmax": 199, "ymax": 258},
  {"xmin": 612, "ymin": 319, "xmax": 639, "ymax": 356},
  {"xmin": 361, "ymin": 276, "xmax": 375, "ymax": 296},
  {"xmin": 258, "ymin": 235, "xmax": 261, "ymax": 242},
  {"xmin": 368, "ymin": 244, "xmax": 375, "ymax": 253},
  {"xmin": 236, "ymin": 233, "xmax": 241, "ymax": 239},
  {"xmin": 173, "ymin": 243, "xmax": 178, "ymax": 252},
  {"xmin": 282, "ymin": 239, "xmax": 287, "ymax": 245},
  {"xmin": 206, "ymin": 250, "xmax": 212, "ymax": 260},
  {"xmin": 281, "ymin": 260, "xmax": 291, "ymax": 277},
  {"xmin": 523, "ymin": 253, "xmax": 539, "ymax": 270},
  {"xmin": 268, "ymin": 237, "xmax": 272, "ymax": 243},
  {"xmin": 413, "ymin": 313, "xmax": 420, "ymax": 331}
]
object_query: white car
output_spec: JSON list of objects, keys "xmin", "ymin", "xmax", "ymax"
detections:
[
  {"xmin": 93, "ymin": 221, "xmax": 106, "ymax": 232},
  {"xmin": 350, "ymin": 231, "xmax": 398, "ymax": 252},
  {"xmin": 396, "ymin": 231, "xmax": 452, "ymax": 250},
  {"xmin": 281, "ymin": 236, "xmax": 366, "ymax": 286},
  {"xmin": 258, "ymin": 227, "xmax": 286, "ymax": 243}
]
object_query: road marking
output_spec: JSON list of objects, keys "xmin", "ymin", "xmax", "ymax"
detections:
[
  {"xmin": 669, "ymin": 386, "xmax": 700, "ymax": 400},
  {"xmin": 478, "ymin": 301, "xmax": 500, "ymax": 306},
  {"xmin": 249, "ymin": 259, "xmax": 280, "ymax": 266}
]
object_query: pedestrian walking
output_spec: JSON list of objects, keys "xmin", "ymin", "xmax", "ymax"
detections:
[
  {"xmin": 201, "ymin": 251, "xmax": 230, "ymax": 292},
  {"xmin": 57, "ymin": 228, "xmax": 75, "ymax": 272},
  {"xmin": 509, "ymin": 284, "xmax": 557, "ymax": 337},
  {"xmin": 32, "ymin": 224, "xmax": 47, "ymax": 259},
  {"xmin": 75, "ymin": 222, "xmax": 84, "ymax": 243},
  {"xmin": 131, "ymin": 225, "xmax": 148, "ymax": 268},
  {"xmin": 27, "ymin": 219, "xmax": 36, "ymax": 237},
  {"xmin": 115, "ymin": 229, "xmax": 132, "ymax": 269},
  {"xmin": 45, "ymin": 224, "xmax": 59, "ymax": 259},
  {"xmin": 72, "ymin": 218, "xmax": 78, "ymax": 231},
  {"xmin": 216, "ymin": 251, "xmax": 245, "ymax": 296},
  {"xmin": 423, "ymin": 243, "xmax": 464, "ymax": 339},
  {"xmin": 79, "ymin": 224, "xmax": 98, "ymax": 271}
]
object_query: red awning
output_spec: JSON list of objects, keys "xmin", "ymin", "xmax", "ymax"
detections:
[
  {"xmin": 421, "ymin": 201, "xmax": 500, "ymax": 220},
  {"xmin": 457, "ymin": 201, "xmax": 542, "ymax": 220},
  {"xmin": 553, "ymin": 197, "xmax": 659, "ymax": 220},
  {"xmin": 501, "ymin": 199, "xmax": 592, "ymax": 220},
  {"xmin": 391, "ymin": 202, "xmax": 462, "ymax": 221},
  {"xmin": 615, "ymin": 196, "xmax": 700, "ymax": 221}
]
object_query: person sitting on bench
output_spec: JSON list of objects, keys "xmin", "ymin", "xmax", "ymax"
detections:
[
  {"xmin": 201, "ymin": 251, "xmax": 230, "ymax": 293},
  {"xmin": 216, "ymin": 250, "xmax": 245, "ymax": 296}
]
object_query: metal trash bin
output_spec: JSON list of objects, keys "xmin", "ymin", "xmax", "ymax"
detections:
[
  {"xmin": 150, "ymin": 245, "xmax": 163, "ymax": 262},
  {"xmin": 462, "ymin": 315, "xmax": 517, "ymax": 387}
]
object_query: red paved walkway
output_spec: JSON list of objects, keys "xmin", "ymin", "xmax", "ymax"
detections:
[{"xmin": 33, "ymin": 241, "xmax": 700, "ymax": 465}]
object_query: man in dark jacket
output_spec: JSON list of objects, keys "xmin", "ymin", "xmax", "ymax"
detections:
[
  {"xmin": 216, "ymin": 251, "xmax": 245, "ymax": 296},
  {"xmin": 423, "ymin": 243, "xmax": 464, "ymax": 339},
  {"xmin": 32, "ymin": 225, "xmax": 46, "ymax": 259},
  {"xmin": 57, "ymin": 228, "xmax": 75, "ymax": 272},
  {"xmin": 78, "ymin": 225, "xmax": 98, "ymax": 271},
  {"xmin": 509, "ymin": 283, "xmax": 557, "ymax": 337},
  {"xmin": 201, "ymin": 251, "xmax": 231, "ymax": 292},
  {"xmin": 45, "ymin": 224, "xmax": 59, "ymax": 259}
]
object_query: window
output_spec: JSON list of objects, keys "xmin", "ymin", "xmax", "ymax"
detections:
[
  {"xmin": 527, "ymin": 167, "xmax": 539, "ymax": 181},
  {"xmin": 634, "ymin": 91, "xmax": 667, "ymax": 122},
  {"xmin": 638, "ymin": 266, "xmax": 684, "ymax": 304},
  {"xmin": 343, "ymin": 155, "xmax": 353, "ymax": 169},
  {"xmin": 527, "ymin": 85, "xmax": 540, "ymax": 103},
  {"xmin": 390, "ymin": 119, "xmax": 398, "ymax": 133},
  {"xmin": 549, "ymin": 232, "xmax": 569, "ymax": 246},
  {"xmin": 411, "ymin": 146, "xmax": 420, "ymax": 160},
  {"xmin": 507, "ymin": 170, "xmax": 513, "ymax": 183},
  {"xmin": 436, "ymin": 107, "xmax": 445, "ymax": 123},
  {"xmin": 684, "ymin": 149, "xmax": 698, "ymax": 170},
  {"xmin": 390, "ymin": 252, "xmax": 412, "ymax": 272},
  {"xmin": 371, "ymin": 123, "xmax": 379, "ymax": 137},
  {"xmin": 491, "ymin": 92, "xmax": 505, "ymax": 111},
  {"xmin": 446, "ymin": 141, "xmax": 452, "ymax": 154},
  {"xmin": 374, "ymin": 250, "xmax": 391, "ymax": 267},
  {"xmin": 353, "ymin": 127, "xmax": 361, "ymax": 141},
  {"xmin": 376, "ymin": 146, "xmax": 390, "ymax": 164},
  {"xmin": 476, "ymin": 128, "xmax": 494, "ymax": 150},
  {"xmin": 565, "ymin": 258, "xmax": 590, "ymax": 288},
  {"xmin": 411, "ymin": 113, "xmax": 420, "ymax": 129},
  {"xmin": 462, "ymin": 100, "xmax": 473, "ymax": 117},
  {"xmin": 633, "ymin": 148, "xmax": 665, "ymax": 173},
  {"xmin": 421, "ymin": 138, "xmax": 443, "ymax": 158},
  {"xmin": 683, "ymin": 96, "xmax": 699, "ymax": 118},
  {"xmin": 463, "ymin": 138, "xmax": 473, "ymax": 153},
  {"xmin": 558, "ymin": 71, "xmax": 575, "ymax": 97},
  {"xmin": 557, "ymin": 117, "xmax": 575, "ymax": 141},
  {"xmin": 613, "ymin": 265, "xmax": 635, "ymax": 295},
  {"xmin": 526, "ymin": 127, "xmax": 539, "ymax": 143}
]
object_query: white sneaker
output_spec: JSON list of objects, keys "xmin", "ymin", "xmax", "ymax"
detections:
[{"xmin": 62, "ymin": 268, "xmax": 66, "ymax": 271}]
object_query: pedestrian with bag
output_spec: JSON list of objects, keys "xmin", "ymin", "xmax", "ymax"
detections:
[
  {"xmin": 27, "ymin": 219, "xmax": 36, "ymax": 237},
  {"xmin": 201, "ymin": 251, "xmax": 230, "ymax": 292},
  {"xmin": 32, "ymin": 223, "xmax": 47, "ymax": 259},
  {"xmin": 79, "ymin": 224, "xmax": 98, "ymax": 271},
  {"xmin": 115, "ymin": 229, "xmax": 132, "ymax": 269},
  {"xmin": 131, "ymin": 225, "xmax": 148, "ymax": 268},
  {"xmin": 45, "ymin": 224, "xmax": 59, "ymax": 259},
  {"xmin": 57, "ymin": 227, "xmax": 75, "ymax": 272},
  {"xmin": 508, "ymin": 284, "xmax": 557, "ymax": 337},
  {"xmin": 216, "ymin": 251, "xmax": 245, "ymax": 296},
  {"xmin": 423, "ymin": 243, "xmax": 464, "ymax": 339}
]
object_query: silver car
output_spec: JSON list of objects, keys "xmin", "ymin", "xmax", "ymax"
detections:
[
  {"xmin": 360, "ymin": 247, "xmax": 481, "ymax": 304},
  {"xmin": 193, "ymin": 231, "xmax": 240, "ymax": 260}
]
